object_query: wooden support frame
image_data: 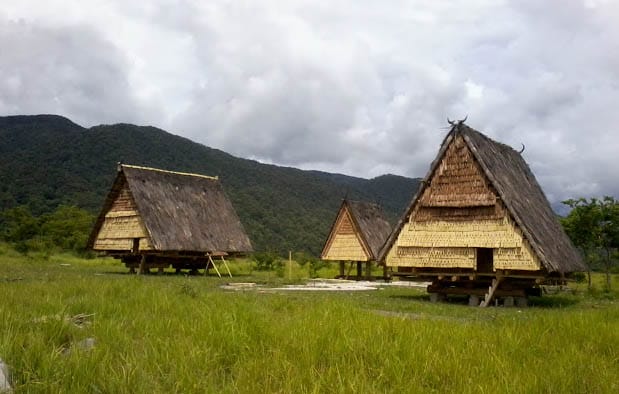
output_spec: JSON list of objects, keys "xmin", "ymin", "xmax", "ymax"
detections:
[{"xmin": 205, "ymin": 253, "xmax": 233, "ymax": 278}]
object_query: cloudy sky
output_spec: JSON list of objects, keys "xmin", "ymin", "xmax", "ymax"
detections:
[{"xmin": 2, "ymin": 0, "xmax": 618, "ymax": 204}]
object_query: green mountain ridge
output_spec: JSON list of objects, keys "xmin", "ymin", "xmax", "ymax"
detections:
[{"xmin": 0, "ymin": 114, "xmax": 421, "ymax": 254}]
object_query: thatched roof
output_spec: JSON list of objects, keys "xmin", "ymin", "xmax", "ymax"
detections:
[
  {"xmin": 322, "ymin": 199, "xmax": 392, "ymax": 260},
  {"xmin": 88, "ymin": 164, "xmax": 252, "ymax": 253},
  {"xmin": 379, "ymin": 123, "xmax": 585, "ymax": 274}
]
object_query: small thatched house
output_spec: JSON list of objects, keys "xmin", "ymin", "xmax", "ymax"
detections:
[
  {"xmin": 321, "ymin": 199, "xmax": 392, "ymax": 279},
  {"xmin": 379, "ymin": 122, "xmax": 585, "ymax": 306},
  {"xmin": 88, "ymin": 164, "xmax": 252, "ymax": 273}
]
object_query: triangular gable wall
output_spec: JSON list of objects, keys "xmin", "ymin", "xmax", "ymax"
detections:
[
  {"xmin": 92, "ymin": 177, "xmax": 154, "ymax": 251},
  {"xmin": 385, "ymin": 134, "xmax": 541, "ymax": 271},
  {"xmin": 321, "ymin": 204, "xmax": 371, "ymax": 261}
]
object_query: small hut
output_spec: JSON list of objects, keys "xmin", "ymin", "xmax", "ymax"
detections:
[
  {"xmin": 321, "ymin": 199, "xmax": 392, "ymax": 280},
  {"xmin": 87, "ymin": 164, "xmax": 253, "ymax": 274},
  {"xmin": 379, "ymin": 122, "xmax": 585, "ymax": 306}
]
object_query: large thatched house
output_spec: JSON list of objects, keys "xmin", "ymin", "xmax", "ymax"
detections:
[
  {"xmin": 379, "ymin": 122, "xmax": 585, "ymax": 306},
  {"xmin": 88, "ymin": 164, "xmax": 252, "ymax": 273},
  {"xmin": 321, "ymin": 199, "xmax": 392, "ymax": 279}
]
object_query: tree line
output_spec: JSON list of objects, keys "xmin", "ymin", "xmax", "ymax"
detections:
[
  {"xmin": 1, "ymin": 197, "xmax": 618, "ymax": 290},
  {"xmin": 0, "ymin": 205, "xmax": 94, "ymax": 256}
]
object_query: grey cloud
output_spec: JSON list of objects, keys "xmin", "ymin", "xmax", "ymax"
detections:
[
  {"xmin": 0, "ymin": 18, "xmax": 150, "ymax": 126},
  {"xmin": 2, "ymin": 0, "xmax": 619, "ymax": 204}
]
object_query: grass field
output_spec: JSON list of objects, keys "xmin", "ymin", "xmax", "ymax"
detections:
[{"xmin": 1, "ymin": 244, "xmax": 618, "ymax": 393}]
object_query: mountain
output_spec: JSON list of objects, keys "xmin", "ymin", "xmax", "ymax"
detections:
[{"xmin": 0, "ymin": 114, "xmax": 421, "ymax": 254}]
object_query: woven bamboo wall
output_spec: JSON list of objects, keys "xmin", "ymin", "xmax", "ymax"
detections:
[
  {"xmin": 494, "ymin": 242, "xmax": 540, "ymax": 270},
  {"xmin": 386, "ymin": 218, "xmax": 540, "ymax": 270},
  {"xmin": 323, "ymin": 234, "xmax": 369, "ymax": 261},
  {"xmin": 93, "ymin": 184, "xmax": 153, "ymax": 251},
  {"xmin": 387, "ymin": 246, "xmax": 475, "ymax": 268},
  {"xmin": 384, "ymin": 135, "xmax": 540, "ymax": 271},
  {"xmin": 399, "ymin": 219, "xmax": 522, "ymax": 248},
  {"xmin": 419, "ymin": 136, "xmax": 496, "ymax": 207},
  {"xmin": 322, "ymin": 209, "xmax": 369, "ymax": 261}
]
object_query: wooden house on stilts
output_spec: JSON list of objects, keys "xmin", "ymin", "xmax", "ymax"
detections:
[
  {"xmin": 379, "ymin": 122, "xmax": 585, "ymax": 306},
  {"xmin": 87, "ymin": 164, "xmax": 253, "ymax": 274},
  {"xmin": 321, "ymin": 199, "xmax": 392, "ymax": 280}
]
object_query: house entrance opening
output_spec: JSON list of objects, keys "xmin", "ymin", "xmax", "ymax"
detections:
[{"xmin": 476, "ymin": 248, "xmax": 493, "ymax": 273}]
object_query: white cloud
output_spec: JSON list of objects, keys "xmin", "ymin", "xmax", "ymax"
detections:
[{"xmin": 2, "ymin": 0, "xmax": 619, "ymax": 202}]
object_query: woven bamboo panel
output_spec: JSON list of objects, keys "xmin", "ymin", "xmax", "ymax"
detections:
[
  {"xmin": 323, "ymin": 234, "xmax": 369, "ymax": 261},
  {"xmin": 93, "ymin": 237, "xmax": 153, "ymax": 251},
  {"xmin": 398, "ymin": 219, "xmax": 523, "ymax": 248},
  {"xmin": 110, "ymin": 186, "xmax": 137, "ymax": 212},
  {"xmin": 97, "ymin": 215, "xmax": 147, "ymax": 239},
  {"xmin": 414, "ymin": 205, "xmax": 503, "ymax": 222},
  {"xmin": 93, "ymin": 200, "xmax": 153, "ymax": 251},
  {"xmin": 387, "ymin": 246, "xmax": 475, "ymax": 268},
  {"xmin": 93, "ymin": 238, "xmax": 133, "ymax": 250},
  {"xmin": 494, "ymin": 242, "xmax": 540, "ymax": 270},
  {"xmin": 336, "ymin": 210, "xmax": 355, "ymax": 234},
  {"xmin": 420, "ymin": 135, "xmax": 496, "ymax": 207}
]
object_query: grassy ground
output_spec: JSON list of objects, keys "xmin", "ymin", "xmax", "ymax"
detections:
[{"xmin": 0, "ymin": 245, "xmax": 618, "ymax": 393}]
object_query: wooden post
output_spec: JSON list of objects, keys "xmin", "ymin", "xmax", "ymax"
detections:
[
  {"xmin": 288, "ymin": 251, "xmax": 292, "ymax": 280},
  {"xmin": 356, "ymin": 262, "xmax": 362, "ymax": 279},
  {"xmin": 339, "ymin": 262, "xmax": 345, "ymax": 278},
  {"xmin": 138, "ymin": 255, "xmax": 146, "ymax": 275},
  {"xmin": 345, "ymin": 261, "xmax": 354, "ymax": 279}
]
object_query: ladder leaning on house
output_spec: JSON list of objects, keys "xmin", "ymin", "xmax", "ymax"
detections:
[{"xmin": 480, "ymin": 277, "xmax": 502, "ymax": 307}]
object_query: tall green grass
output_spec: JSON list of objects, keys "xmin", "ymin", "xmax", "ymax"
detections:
[{"xmin": 0, "ymin": 246, "xmax": 617, "ymax": 393}]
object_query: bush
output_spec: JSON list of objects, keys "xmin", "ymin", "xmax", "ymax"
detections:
[
  {"xmin": 293, "ymin": 251, "xmax": 314, "ymax": 267},
  {"xmin": 252, "ymin": 252, "xmax": 283, "ymax": 271},
  {"xmin": 0, "ymin": 205, "xmax": 94, "ymax": 255},
  {"xmin": 571, "ymin": 271, "xmax": 587, "ymax": 283}
]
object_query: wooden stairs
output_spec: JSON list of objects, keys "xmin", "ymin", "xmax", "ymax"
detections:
[{"xmin": 480, "ymin": 278, "xmax": 502, "ymax": 307}]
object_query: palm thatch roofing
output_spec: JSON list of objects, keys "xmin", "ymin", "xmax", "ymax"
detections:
[
  {"xmin": 322, "ymin": 199, "xmax": 392, "ymax": 261},
  {"xmin": 379, "ymin": 122, "xmax": 585, "ymax": 274},
  {"xmin": 88, "ymin": 164, "xmax": 253, "ymax": 253}
]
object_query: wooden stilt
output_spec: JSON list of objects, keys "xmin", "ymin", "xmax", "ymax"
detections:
[
  {"xmin": 356, "ymin": 262, "xmax": 362, "ymax": 278},
  {"xmin": 339, "ymin": 262, "xmax": 345, "ymax": 277},
  {"xmin": 345, "ymin": 261, "xmax": 354, "ymax": 279},
  {"xmin": 365, "ymin": 262, "xmax": 371, "ymax": 280},
  {"xmin": 138, "ymin": 255, "xmax": 146, "ymax": 275}
]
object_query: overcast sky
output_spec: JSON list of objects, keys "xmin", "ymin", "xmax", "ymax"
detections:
[{"xmin": 2, "ymin": 0, "xmax": 618, "ymax": 204}]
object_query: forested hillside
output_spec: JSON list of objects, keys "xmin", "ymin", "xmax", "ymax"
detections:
[{"xmin": 0, "ymin": 115, "xmax": 420, "ymax": 254}]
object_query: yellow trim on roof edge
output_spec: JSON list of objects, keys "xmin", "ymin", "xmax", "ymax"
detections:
[{"xmin": 120, "ymin": 164, "xmax": 219, "ymax": 180}]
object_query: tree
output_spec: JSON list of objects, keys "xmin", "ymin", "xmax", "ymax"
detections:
[
  {"xmin": 1, "ymin": 206, "xmax": 39, "ymax": 253},
  {"xmin": 562, "ymin": 197, "xmax": 619, "ymax": 291},
  {"xmin": 598, "ymin": 197, "xmax": 619, "ymax": 291},
  {"xmin": 40, "ymin": 205, "xmax": 95, "ymax": 252}
]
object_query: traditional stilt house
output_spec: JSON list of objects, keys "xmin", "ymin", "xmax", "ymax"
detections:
[
  {"xmin": 379, "ymin": 122, "xmax": 585, "ymax": 306},
  {"xmin": 321, "ymin": 199, "xmax": 392, "ymax": 280},
  {"xmin": 87, "ymin": 164, "xmax": 253, "ymax": 274}
]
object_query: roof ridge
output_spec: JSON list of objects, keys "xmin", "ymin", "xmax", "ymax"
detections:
[{"xmin": 121, "ymin": 164, "xmax": 219, "ymax": 180}]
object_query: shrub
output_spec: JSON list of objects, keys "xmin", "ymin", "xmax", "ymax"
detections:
[{"xmin": 252, "ymin": 252, "xmax": 283, "ymax": 271}]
